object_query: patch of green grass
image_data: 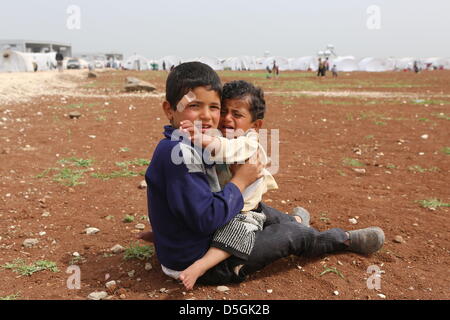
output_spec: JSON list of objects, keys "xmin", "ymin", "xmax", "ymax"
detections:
[
  {"xmin": 337, "ymin": 170, "xmax": 347, "ymax": 177},
  {"xmin": 69, "ymin": 256, "xmax": 87, "ymax": 265},
  {"xmin": 58, "ymin": 157, "xmax": 94, "ymax": 167},
  {"xmin": 119, "ymin": 147, "xmax": 130, "ymax": 152},
  {"xmin": 365, "ymin": 135, "xmax": 375, "ymax": 140},
  {"xmin": 123, "ymin": 242, "xmax": 154, "ymax": 261},
  {"xmin": 343, "ymin": 158, "xmax": 365, "ymax": 167},
  {"xmin": 1, "ymin": 259, "xmax": 59, "ymax": 276},
  {"xmin": 319, "ymin": 212, "xmax": 330, "ymax": 222},
  {"xmin": 53, "ymin": 168, "xmax": 87, "ymax": 186},
  {"xmin": 441, "ymin": 147, "xmax": 450, "ymax": 155},
  {"xmin": 418, "ymin": 118, "xmax": 430, "ymax": 122},
  {"xmin": 408, "ymin": 165, "xmax": 439, "ymax": 173},
  {"xmin": 374, "ymin": 121, "xmax": 387, "ymax": 126},
  {"xmin": 116, "ymin": 159, "xmax": 150, "ymax": 168},
  {"xmin": 91, "ymin": 169, "xmax": 140, "ymax": 181},
  {"xmin": 386, "ymin": 164, "xmax": 397, "ymax": 169},
  {"xmin": 96, "ymin": 115, "xmax": 107, "ymax": 121},
  {"xmin": 123, "ymin": 215, "xmax": 135, "ymax": 223},
  {"xmin": 346, "ymin": 113, "xmax": 354, "ymax": 121},
  {"xmin": 320, "ymin": 265, "xmax": 345, "ymax": 279},
  {"xmin": 0, "ymin": 293, "xmax": 21, "ymax": 300},
  {"xmin": 432, "ymin": 113, "xmax": 450, "ymax": 120},
  {"xmin": 412, "ymin": 99, "xmax": 449, "ymax": 105},
  {"xmin": 417, "ymin": 199, "xmax": 450, "ymax": 210},
  {"xmin": 320, "ymin": 100, "xmax": 355, "ymax": 106}
]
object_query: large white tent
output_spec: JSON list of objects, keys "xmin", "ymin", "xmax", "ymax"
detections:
[
  {"xmin": 28, "ymin": 52, "xmax": 57, "ymax": 71},
  {"xmin": 223, "ymin": 56, "xmax": 258, "ymax": 71},
  {"xmin": 123, "ymin": 54, "xmax": 151, "ymax": 70},
  {"xmin": 358, "ymin": 57, "xmax": 395, "ymax": 72},
  {"xmin": 197, "ymin": 56, "xmax": 224, "ymax": 71},
  {"xmin": 289, "ymin": 56, "xmax": 318, "ymax": 71},
  {"xmin": 394, "ymin": 57, "xmax": 416, "ymax": 70},
  {"xmin": 0, "ymin": 49, "xmax": 34, "ymax": 72},
  {"xmin": 331, "ymin": 56, "xmax": 358, "ymax": 72}
]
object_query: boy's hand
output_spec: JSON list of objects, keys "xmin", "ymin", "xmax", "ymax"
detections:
[
  {"xmin": 229, "ymin": 153, "xmax": 264, "ymax": 193},
  {"xmin": 180, "ymin": 120, "xmax": 216, "ymax": 148}
]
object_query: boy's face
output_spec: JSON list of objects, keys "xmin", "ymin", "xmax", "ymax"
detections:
[
  {"xmin": 163, "ymin": 86, "xmax": 221, "ymax": 132},
  {"xmin": 219, "ymin": 98, "xmax": 262, "ymax": 136}
]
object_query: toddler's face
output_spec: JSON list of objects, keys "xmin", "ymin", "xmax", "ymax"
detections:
[{"xmin": 219, "ymin": 99, "xmax": 255, "ymax": 136}]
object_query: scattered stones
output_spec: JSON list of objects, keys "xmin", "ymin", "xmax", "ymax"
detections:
[
  {"xmin": 119, "ymin": 294, "xmax": 126, "ymax": 299},
  {"xmin": 333, "ymin": 291, "xmax": 339, "ymax": 296},
  {"xmin": 377, "ymin": 293, "xmax": 386, "ymax": 299},
  {"xmin": 421, "ymin": 134, "xmax": 429, "ymax": 140},
  {"xmin": 393, "ymin": 235, "xmax": 405, "ymax": 243},
  {"xmin": 23, "ymin": 238, "xmax": 39, "ymax": 248},
  {"xmin": 88, "ymin": 72, "xmax": 98, "ymax": 79},
  {"xmin": 353, "ymin": 168, "xmax": 366, "ymax": 174},
  {"xmin": 68, "ymin": 111, "xmax": 81, "ymax": 119},
  {"xmin": 138, "ymin": 180, "xmax": 147, "ymax": 189},
  {"xmin": 85, "ymin": 227, "xmax": 100, "ymax": 235},
  {"xmin": 39, "ymin": 231, "xmax": 47, "ymax": 236},
  {"xmin": 349, "ymin": 218, "xmax": 358, "ymax": 225},
  {"xmin": 266, "ymin": 289, "xmax": 273, "ymax": 294},
  {"xmin": 105, "ymin": 280, "xmax": 117, "ymax": 293},
  {"xmin": 128, "ymin": 270, "xmax": 135, "ymax": 278},
  {"xmin": 144, "ymin": 263, "xmax": 152, "ymax": 271},
  {"xmin": 87, "ymin": 291, "xmax": 108, "ymax": 300},
  {"xmin": 216, "ymin": 286, "xmax": 230, "ymax": 292},
  {"xmin": 135, "ymin": 223, "xmax": 145, "ymax": 230},
  {"xmin": 110, "ymin": 244, "xmax": 125, "ymax": 254},
  {"xmin": 72, "ymin": 252, "xmax": 80, "ymax": 257}
]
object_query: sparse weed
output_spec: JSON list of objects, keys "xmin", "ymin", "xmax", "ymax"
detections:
[
  {"xmin": 1, "ymin": 259, "xmax": 59, "ymax": 276},
  {"xmin": 343, "ymin": 158, "xmax": 365, "ymax": 167},
  {"xmin": 320, "ymin": 265, "xmax": 345, "ymax": 279},
  {"xmin": 417, "ymin": 199, "xmax": 450, "ymax": 210},
  {"xmin": 123, "ymin": 242, "xmax": 154, "ymax": 261}
]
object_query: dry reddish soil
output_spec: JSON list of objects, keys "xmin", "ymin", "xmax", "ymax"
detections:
[{"xmin": 0, "ymin": 69, "xmax": 449, "ymax": 300}]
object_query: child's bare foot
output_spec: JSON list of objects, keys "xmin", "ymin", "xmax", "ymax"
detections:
[
  {"xmin": 137, "ymin": 231, "xmax": 154, "ymax": 243},
  {"xmin": 179, "ymin": 262, "xmax": 206, "ymax": 291}
]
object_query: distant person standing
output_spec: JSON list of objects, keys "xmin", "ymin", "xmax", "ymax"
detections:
[
  {"xmin": 325, "ymin": 57, "xmax": 330, "ymax": 71},
  {"xmin": 413, "ymin": 61, "xmax": 420, "ymax": 73},
  {"xmin": 317, "ymin": 58, "xmax": 326, "ymax": 77},
  {"xmin": 56, "ymin": 50, "xmax": 64, "ymax": 72},
  {"xmin": 332, "ymin": 64, "xmax": 338, "ymax": 78},
  {"xmin": 163, "ymin": 61, "xmax": 166, "ymax": 71},
  {"xmin": 272, "ymin": 61, "xmax": 279, "ymax": 78}
]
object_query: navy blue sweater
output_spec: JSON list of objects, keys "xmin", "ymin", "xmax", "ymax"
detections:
[{"xmin": 146, "ymin": 126, "xmax": 244, "ymax": 271}]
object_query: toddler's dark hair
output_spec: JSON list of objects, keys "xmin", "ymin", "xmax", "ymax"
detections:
[
  {"xmin": 222, "ymin": 80, "xmax": 266, "ymax": 121},
  {"xmin": 166, "ymin": 62, "xmax": 222, "ymax": 110}
]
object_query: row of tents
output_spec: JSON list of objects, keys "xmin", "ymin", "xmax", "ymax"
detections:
[
  {"xmin": 99, "ymin": 54, "xmax": 450, "ymax": 72},
  {"xmin": 2, "ymin": 48, "xmax": 450, "ymax": 73}
]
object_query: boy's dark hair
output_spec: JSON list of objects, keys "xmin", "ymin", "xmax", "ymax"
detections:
[
  {"xmin": 222, "ymin": 80, "xmax": 266, "ymax": 121},
  {"xmin": 166, "ymin": 62, "xmax": 222, "ymax": 110}
]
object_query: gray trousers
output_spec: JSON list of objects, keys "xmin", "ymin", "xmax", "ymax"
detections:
[{"xmin": 198, "ymin": 203, "xmax": 349, "ymax": 285}]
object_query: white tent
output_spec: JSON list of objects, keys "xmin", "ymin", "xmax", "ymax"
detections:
[
  {"xmin": 28, "ymin": 52, "xmax": 57, "ymax": 71},
  {"xmin": 358, "ymin": 57, "xmax": 395, "ymax": 72},
  {"xmin": 394, "ymin": 57, "xmax": 416, "ymax": 70},
  {"xmin": 0, "ymin": 49, "xmax": 34, "ymax": 72},
  {"xmin": 331, "ymin": 56, "xmax": 358, "ymax": 72},
  {"xmin": 223, "ymin": 56, "xmax": 258, "ymax": 71},
  {"xmin": 197, "ymin": 56, "xmax": 224, "ymax": 71},
  {"xmin": 423, "ymin": 57, "xmax": 450, "ymax": 70},
  {"xmin": 123, "ymin": 54, "xmax": 151, "ymax": 70},
  {"xmin": 289, "ymin": 56, "xmax": 318, "ymax": 71}
]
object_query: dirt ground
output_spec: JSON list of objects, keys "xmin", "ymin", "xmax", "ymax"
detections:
[{"xmin": 0, "ymin": 69, "xmax": 448, "ymax": 300}]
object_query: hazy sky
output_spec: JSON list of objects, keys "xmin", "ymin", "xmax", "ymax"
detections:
[{"xmin": 1, "ymin": 0, "xmax": 449, "ymax": 59}]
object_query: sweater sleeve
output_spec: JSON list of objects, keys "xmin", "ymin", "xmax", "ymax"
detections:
[{"xmin": 164, "ymin": 157, "xmax": 244, "ymax": 236}]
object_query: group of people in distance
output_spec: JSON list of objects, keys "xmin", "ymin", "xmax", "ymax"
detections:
[
  {"xmin": 138, "ymin": 62, "xmax": 385, "ymax": 290},
  {"xmin": 318, "ymin": 57, "xmax": 338, "ymax": 78}
]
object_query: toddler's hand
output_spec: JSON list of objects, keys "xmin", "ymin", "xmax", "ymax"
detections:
[{"xmin": 180, "ymin": 120, "xmax": 216, "ymax": 148}]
